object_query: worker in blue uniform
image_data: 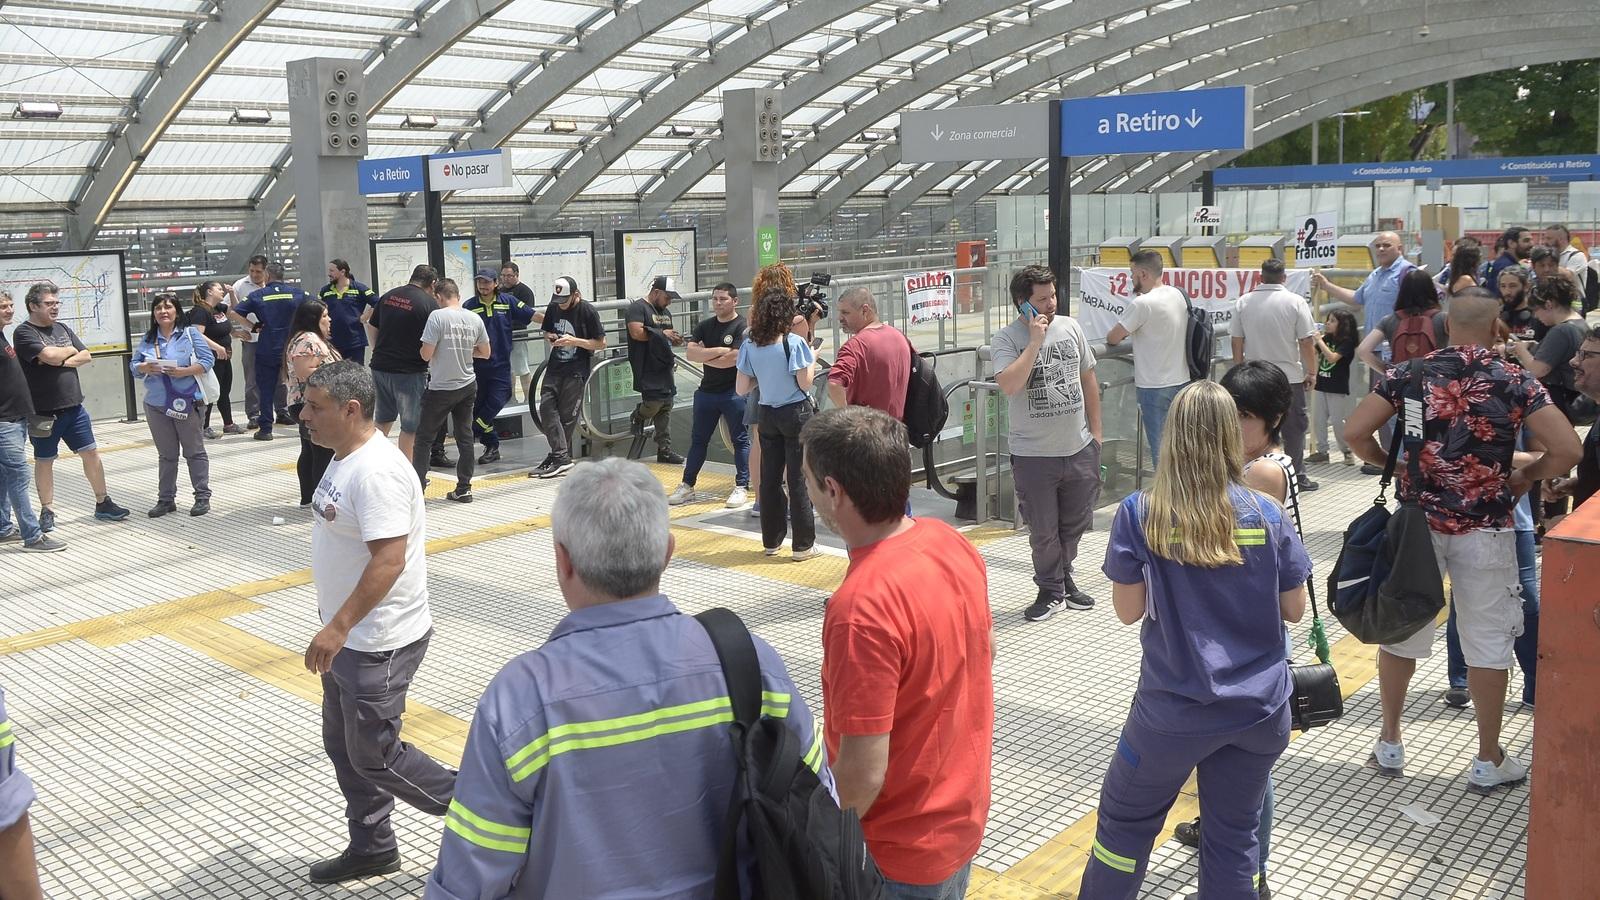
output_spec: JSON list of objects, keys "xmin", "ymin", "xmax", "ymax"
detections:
[
  {"xmin": 424, "ymin": 458, "xmax": 831, "ymax": 899},
  {"xmin": 463, "ymin": 269, "xmax": 535, "ymax": 465},
  {"xmin": 229, "ymin": 261, "xmax": 307, "ymax": 440},
  {"xmin": 318, "ymin": 259, "xmax": 378, "ymax": 364},
  {"xmin": 0, "ymin": 685, "xmax": 45, "ymax": 899}
]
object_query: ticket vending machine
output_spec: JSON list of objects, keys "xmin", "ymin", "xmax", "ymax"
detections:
[
  {"xmin": 1337, "ymin": 234, "xmax": 1380, "ymax": 270},
  {"xmin": 1180, "ymin": 236, "xmax": 1226, "ymax": 268},
  {"xmin": 1140, "ymin": 235, "xmax": 1183, "ymax": 268},
  {"xmin": 1098, "ymin": 237, "xmax": 1143, "ymax": 267},
  {"xmin": 1238, "ymin": 235, "xmax": 1285, "ymax": 269}
]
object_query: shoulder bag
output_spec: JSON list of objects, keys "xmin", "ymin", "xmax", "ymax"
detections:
[
  {"xmin": 1327, "ymin": 359, "xmax": 1446, "ymax": 644},
  {"xmin": 1283, "ymin": 488, "xmax": 1343, "ymax": 732},
  {"xmin": 192, "ymin": 326, "xmax": 222, "ymax": 405}
]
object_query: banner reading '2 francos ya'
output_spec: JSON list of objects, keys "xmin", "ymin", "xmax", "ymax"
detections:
[{"xmin": 1075, "ymin": 267, "xmax": 1312, "ymax": 344}]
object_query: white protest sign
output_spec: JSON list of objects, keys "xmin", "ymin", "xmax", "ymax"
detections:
[
  {"xmin": 905, "ymin": 270, "xmax": 955, "ymax": 324},
  {"xmin": 1191, "ymin": 205, "xmax": 1221, "ymax": 227},
  {"xmin": 1292, "ymin": 211, "xmax": 1338, "ymax": 267},
  {"xmin": 1075, "ymin": 267, "xmax": 1313, "ymax": 345}
]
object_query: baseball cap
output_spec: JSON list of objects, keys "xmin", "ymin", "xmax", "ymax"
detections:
[
  {"xmin": 474, "ymin": 268, "xmax": 497, "ymax": 282},
  {"xmin": 649, "ymin": 275, "xmax": 681, "ymax": 300},
  {"xmin": 552, "ymin": 276, "xmax": 578, "ymax": 301}
]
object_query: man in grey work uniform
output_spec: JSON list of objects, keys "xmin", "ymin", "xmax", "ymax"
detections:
[
  {"xmin": 301, "ymin": 361, "xmax": 456, "ymax": 885},
  {"xmin": 425, "ymin": 458, "xmax": 831, "ymax": 898},
  {"xmin": 992, "ymin": 265, "xmax": 1103, "ymax": 623}
]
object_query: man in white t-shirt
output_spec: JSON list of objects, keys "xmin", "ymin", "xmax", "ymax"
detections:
[
  {"xmin": 1105, "ymin": 250, "xmax": 1190, "ymax": 466},
  {"xmin": 300, "ymin": 360, "xmax": 455, "ymax": 886},
  {"xmin": 1234, "ymin": 257, "xmax": 1319, "ymax": 491}
]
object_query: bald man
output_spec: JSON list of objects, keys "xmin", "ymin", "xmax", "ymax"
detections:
[
  {"xmin": 1343, "ymin": 288, "xmax": 1581, "ymax": 793},
  {"xmin": 1311, "ymin": 231, "xmax": 1412, "ymax": 335}
]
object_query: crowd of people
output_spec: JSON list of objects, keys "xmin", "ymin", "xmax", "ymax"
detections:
[{"xmin": 0, "ymin": 227, "xmax": 1597, "ymax": 900}]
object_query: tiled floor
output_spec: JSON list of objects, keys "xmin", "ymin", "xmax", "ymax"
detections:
[{"xmin": 0, "ymin": 419, "xmax": 1534, "ymax": 898}]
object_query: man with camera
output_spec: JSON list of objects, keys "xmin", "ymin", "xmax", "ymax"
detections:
[{"xmin": 626, "ymin": 275, "xmax": 685, "ymax": 465}]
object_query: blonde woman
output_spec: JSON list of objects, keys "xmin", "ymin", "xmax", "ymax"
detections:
[{"xmin": 1079, "ymin": 381, "xmax": 1309, "ymax": 900}]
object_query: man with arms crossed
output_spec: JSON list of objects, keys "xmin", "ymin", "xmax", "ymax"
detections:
[
  {"xmin": 805, "ymin": 406, "xmax": 992, "ymax": 899},
  {"xmin": 301, "ymin": 361, "xmax": 456, "ymax": 884}
]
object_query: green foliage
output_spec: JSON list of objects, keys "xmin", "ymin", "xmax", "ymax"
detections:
[{"xmin": 1230, "ymin": 61, "xmax": 1599, "ymax": 167}]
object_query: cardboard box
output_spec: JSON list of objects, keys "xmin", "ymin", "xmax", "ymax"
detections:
[{"xmin": 1420, "ymin": 204, "xmax": 1462, "ymax": 240}]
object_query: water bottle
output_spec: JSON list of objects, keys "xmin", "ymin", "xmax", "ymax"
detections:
[{"xmin": 1379, "ymin": 340, "xmax": 1392, "ymax": 364}]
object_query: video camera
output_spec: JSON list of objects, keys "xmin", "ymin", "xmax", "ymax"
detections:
[{"xmin": 796, "ymin": 272, "xmax": 832, "ymax": 321}]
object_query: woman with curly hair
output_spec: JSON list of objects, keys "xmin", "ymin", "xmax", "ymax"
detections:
[
  {"xmin": 736, "ymin": 287, "xmax": 818, "ymax": 560},
  {"xmin": 744, "ymin": 263, "xmax": 800, "ymax": 518}
]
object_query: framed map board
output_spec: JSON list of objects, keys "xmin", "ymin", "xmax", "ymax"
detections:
[
  {"xmin": 501, "ymin": 232, "xmax": 596, "ymax": 304},
  {"xmin": 370, "ymin": 236, "xmax": 476, "ymax": 294},
  {"xmin": 613, "ymin": 227, "xmax": 698, "ymax": 299},
  {"xmin": 0, "ymin": 250, "xmax": 130, "ymax": 353}
]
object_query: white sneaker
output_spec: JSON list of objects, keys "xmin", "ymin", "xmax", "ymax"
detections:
[
  {"xmin": 667, "ymin": 483, "xmax": 694, "ymax": 506},
  {"xmin": 1468, "ymin": 749, "xmax": 1529, "ymax": 794},
  {"xmin": 1369, "ymin": 738, "xmax": 1405, "ymax": 777},
  {"xmin": 725, "ymin": 486, "xmax": 749, "ymax": 508},
  {"xmin": 791, "ymin": 546, "xmax": 821, "ymax": 562}
]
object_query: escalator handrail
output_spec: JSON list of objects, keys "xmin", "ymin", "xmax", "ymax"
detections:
[
  {"xmin": 579, "ymin": 353, "xmax": 706, "ymax": 442},
  {"xmin": 922, "ymin": 376, "xmax": 977, "ymax": 500}
]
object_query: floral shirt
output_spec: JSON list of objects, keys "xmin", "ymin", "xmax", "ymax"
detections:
[
  {"xmin": 1375, "ymin": 345, "xmax": 1550, "ymax": 535},
  {"xmin": 285, "ymin": 332, "xmax": 340, "ymax": 407}
]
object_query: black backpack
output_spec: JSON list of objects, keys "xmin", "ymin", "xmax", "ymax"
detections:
[
  {"xmin": 697, "ymin": 608, "xmax": 885, "ymax": 900},
  {"xmin": 1182, "ymin": 288, "xmax": 1214, "ymax": 381},
  {"xmin": 898, "ymin": 330, "xmax": 948, "ymax": 448}
]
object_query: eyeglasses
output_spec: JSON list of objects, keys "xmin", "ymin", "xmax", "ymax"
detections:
[{"xmin": 1574, "ymin": 348, "xmax": 1600, "ymax": 363}]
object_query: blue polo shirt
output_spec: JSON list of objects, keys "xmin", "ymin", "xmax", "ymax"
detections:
[
  {"xmin": 736, "ymin": 333, "xmax": 814, "ymax": 407},
  {"xmin": 318, "ymin": 280, "xmax": 377, "ymax": 355},
  {"xmin": 234, "ymin": 281, "xmax": 307, "ymax": 363},
  {"xmin": 1103, "ymin": 487, "xmax": 1311, "ymax": 736},
  {"xmin": 1351, "ymin": 257, "xmax": 1415, "ymax": 333},
  {"xmin": 425, "ymin": 594, "xmax": 831, "ymax": 900}
]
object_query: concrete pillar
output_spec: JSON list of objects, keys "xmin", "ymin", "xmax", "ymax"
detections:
[
  {"xmin": 724, "ymin": 88, "xmax": 782, "ymax": 291},
  {"xmin": 285, "ymin": 58, "xmax": 371, "ymax": 289}
]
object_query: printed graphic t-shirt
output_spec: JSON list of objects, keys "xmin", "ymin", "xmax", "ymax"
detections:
[{"xmin": 989, "ymin": 314, "xmax": 1096, "ymax": 458}]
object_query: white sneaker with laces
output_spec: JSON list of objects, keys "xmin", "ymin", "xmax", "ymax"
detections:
[
  {"xmin": 1369, "ymin": 738, "xmax": 1405, "ymax": 777},
  {"xmin": 1468, "ymin": 749, "xmax": 1529, "ymax": 794},
  {"xmin": 725, "ymin": 486, "xmax": 749, "ymax": 508},
  {"xmin": 791, "ymin": 546, "xmax": 820, "ymax": 562},
  {"xmin": 667, "ymin": 483, "xmax": 694, "ymax": 506}
]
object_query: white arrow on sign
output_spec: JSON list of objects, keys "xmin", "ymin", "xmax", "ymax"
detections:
[
  {"xmin": 931, "ymin": 124, "xmax": 945, "ymax": 141},
  {"xmin": 1185, "ymin": 110, "xmax": 1203, "ymax": 128}
]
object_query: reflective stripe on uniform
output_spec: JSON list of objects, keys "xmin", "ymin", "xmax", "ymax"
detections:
[
  {"xmin": 259, "ymin": 293, "xmax": 296, "ymax": 302},
  {"xmin": 1091, "ymin": 838, "xmax": 1138, "ymax": 874},
  {"xmin": 445, "ymin": 798, "xmax": 531, "ymax": 854},
  {"xmin": 0, "ymin": 719, "xmax": 13, "ymax": 751},
  {"xmin": 802, "ymin": 727, "xmax": 825, "ymax": 775},
  {"xmin": 1164, "ymin": 528, "xmax": 1268, "ymax": 546},
  {"xmin": 505, "ymin": 692, "xmax": 792, "ymax": 783}
]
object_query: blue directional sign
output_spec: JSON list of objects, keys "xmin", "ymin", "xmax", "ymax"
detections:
[
  {"xmin": 1060, "ymin": 86, "xmax": 1254, "ymax": 156},
  {"xmin": 1213, "ymin": 154, "xmax": 1600, "ymax": 186},
  {"xmin": 358, "ymin": 155, "xmax": 426, "ymax": 195}
]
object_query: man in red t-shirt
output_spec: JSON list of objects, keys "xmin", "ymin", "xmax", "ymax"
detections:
[
  {"xmin": 827, "ymin": 288, "xmax": 910, "ymax": 418},
  {"xmin": 801, "ymin": 406, "xmax": 993, "ymax": 896}
]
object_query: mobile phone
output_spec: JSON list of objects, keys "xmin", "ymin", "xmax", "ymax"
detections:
[{"xmin": 1020, "ymin": 301, "xmax": 1039, "ymax": 319}]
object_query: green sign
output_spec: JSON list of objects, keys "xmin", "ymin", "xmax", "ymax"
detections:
[
  {"xmin": 961, "ymin": 393, "xmax": 1007, "ymax": 444},
  {"xmin": 757, "ymin": 226, "xmax": 779, "ymax": 267},
  {"xmin": 606, "ymin": 363, "xmax": 634, "ymax": 400}
]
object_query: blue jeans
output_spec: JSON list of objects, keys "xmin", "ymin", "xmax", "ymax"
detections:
[
  {"xmin": 0, "ymin": 419, "xmax": 41, "ymax": 543},
  {"xmin": 884, "ymin": 863, "xmax": 972, "ymax": 900},
  {"xmin": 1137, "ymin": 385, "xmax": 1183, "ymax": 467},
  {"xmin": 1446, "ymin": 529, "xmax": 1539, "ymax": 704},
  {"xmin": 682, "ymin": 388, "xmax": 749, "ymax": 487}
]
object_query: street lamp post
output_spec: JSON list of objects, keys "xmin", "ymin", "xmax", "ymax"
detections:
[{"xmin": 1334, "ymin": 110, "xmax": 1372, "ymax": 164}]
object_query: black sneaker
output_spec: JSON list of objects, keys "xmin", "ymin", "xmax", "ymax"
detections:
[
  {"xmin": 445, "ymin": 487, "xmax": 473, "ymax": 503},
  {"xmin": 190, "ymin": 498, "xmax": 211, "ymax": 517},
  {"xmin": 276, "ymin": 412, "xmax": 296, "ymax": 426},
  {"xmin": 254, "ymin": 428, "xmax": 274, "ymax": 441},
  {"xmin": 307, "ymin": 848, "xmax": 401, "ymax": 885},
  {"xmin": 38, "ymin": 508, "xmax": 55, "ymax": 533},
  {"xmin": 94, "ymin": 498, "xmax": 130, "ymax": 521},
  {"xmin": 1298, "ymin": 479, "xmax": 1320, "ymax": 492},
  {"xmin": 529, "ymin": 454, "xmax": 558, "ymax": 478},
  {"xmin": 478, "ymin": 447, "xmax": 501, "ymax": 464},
  {"xmin": 1443, "ymin": 687, "xmax": 1471, "ymax": 708},
  {"xmin": 429, "ymin": 452, "xmax": 454, "ymax": 469},
  {"xmin": 1063, "ymin": 587, "xmax": 1097, "ymax": 610},
  {"xmin": 540, "ymin": 457, "xmax": 575, "ymax": 479},
  {"xmin": 1024, "ymin": 590, "xmax": 1067, "ymax": 622},
  {"xmin": 147, "ymin": 500, "xmax": 177, "ymax": 519},
  {"xmin": 657, "ymin": 450, "xmax": 685, "ymax": 465},
  {"xmin": 1173, "ymin": 817, "xmax": 1200, "ymax": 848}
]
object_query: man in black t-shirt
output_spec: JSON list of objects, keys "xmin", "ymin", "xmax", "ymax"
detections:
[
  {"xmin": 0, "ymin": 290, "xmax": 65, "ymax": 551},
  {"xmin": 499, "ymin": 262, "xmax": 545, "ymax": 405},
  {"xmin": 1553, "ymin": 326, "xmax": 1600, "ymax": 512},
  {"xmin": 10, "ymin": 283, "xmax": 129, "ymax": 527},
  {"xmin": 367, "ymin": 265, "xmax": 439, "ymax": 463},
  {"xmin": 625, "ymin": 275, "xmax": 685, "ymax": 464},
  {"xmin": 531, "ymin": 276, "xmax": 605, "ymax": 479},
  {"xmin": 667, "ymin": 283, "xmax": 749, "ymax": 507}
]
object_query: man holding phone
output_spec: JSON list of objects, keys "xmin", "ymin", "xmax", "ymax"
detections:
[{"xmin": 991, "ymin": 265, "xmax": 1103, "ymax": 622}]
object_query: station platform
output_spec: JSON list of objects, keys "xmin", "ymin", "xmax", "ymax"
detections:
[{"xmin": 0, "ymin": 418, "xmax": 1533, "ymax": 899}]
